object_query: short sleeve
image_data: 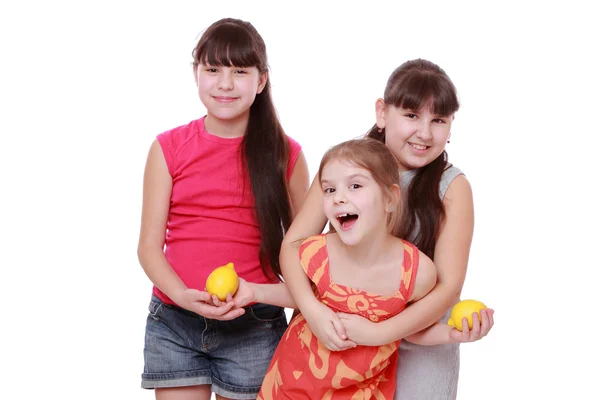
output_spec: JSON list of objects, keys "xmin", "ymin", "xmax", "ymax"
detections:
[{"xmin": 286, "ymin": 135, "xmax": 302, "ymax": 182}]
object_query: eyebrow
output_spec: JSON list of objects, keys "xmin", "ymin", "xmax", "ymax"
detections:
[{"xmin": 321, "ymin": 173, "xmax": 370, "ymax": 185}]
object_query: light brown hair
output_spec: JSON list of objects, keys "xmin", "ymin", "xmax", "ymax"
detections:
[{"xmin": 318, "ymin": 138, "xmax": 403, "ymax": 235}]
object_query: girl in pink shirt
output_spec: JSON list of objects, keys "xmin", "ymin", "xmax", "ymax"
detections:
[{"xmin": 138, "ymin": 18, "xmax": 309, "ymax": 400}]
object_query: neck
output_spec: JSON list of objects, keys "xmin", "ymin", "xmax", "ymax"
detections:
[
  {"xmin": 204, "ymin": 113, "xmax": 250, "ymax": 138},
  {"xmin": 339, "ymin": 228, "xmax": 396, "ymax": 267}
]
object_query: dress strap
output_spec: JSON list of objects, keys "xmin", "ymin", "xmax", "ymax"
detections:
[
  {"xmin": 299, "ymin": 234, "xmax": 330, "ymax": 289},
  {"xmin": 399, "ymin": 240, "xmax": 420, "ymax": 301}
]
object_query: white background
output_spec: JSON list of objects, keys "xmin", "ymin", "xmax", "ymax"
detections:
[{"xmin": 2, "ymin": 1, "xmax": 599, "ymax": 399}]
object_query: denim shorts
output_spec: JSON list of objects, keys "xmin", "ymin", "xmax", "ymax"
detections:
[{"xmin": 141, "ymin": 295, "xmax": 288, "ymax": 399}]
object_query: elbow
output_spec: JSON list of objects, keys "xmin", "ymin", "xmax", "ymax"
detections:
[
  {"xmin": 137, "ymin": 241, "xmax": 161, "ymax": 268},
  {"xmin": 431, "ymin": 278, "xmax": 463, "ymax": 307}
]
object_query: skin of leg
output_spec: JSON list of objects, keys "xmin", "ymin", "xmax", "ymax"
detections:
[
  {"xmin": 155, "ymin": 385, "xmax": 212, "ymax": 400},
  {"xmin": 215, "ymin": 395, "xmax": 237, "ymax": 400}
]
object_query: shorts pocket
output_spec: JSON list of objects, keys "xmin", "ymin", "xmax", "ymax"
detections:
[
  {"xmin": 148, "ymin": 297, "xmax": 165, "ymax": 321},
  {"xmin": 247, "ymin": 303, "xmax": 284, "ymax": 322}
]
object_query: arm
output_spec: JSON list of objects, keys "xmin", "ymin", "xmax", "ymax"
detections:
[
  {"xmin": 280, "ymin": 176, "xmax": 327, "ymax": 311},
  {"xmin": 232, "ymin": 151, "xmax": 310, "ymax": 309},
  {"xmin": 288, "ymin": 151, "xmax": 310, "ymax": 219},
  {"xmin": 137, "ymin": 140, "xmax": 242, "ymax": 319},
  {"xmin": 339, "ymin": 176, "xmax": 475, "ymax": 345},
  {"xmin": 404, "ymin": 308, "xmax": 495, "ymax": 345},
  {"xmin": 280, "ymin": 177, "xmax": 356, "ymax": 350}
]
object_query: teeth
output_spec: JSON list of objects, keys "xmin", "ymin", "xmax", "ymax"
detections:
[
  {"xmin": 410, "ymin": 143, "xmax": 427, "ymax": 150},
  {"xmin": 338, "ymin": 213, "xmax": 348, "ymax": 217}
]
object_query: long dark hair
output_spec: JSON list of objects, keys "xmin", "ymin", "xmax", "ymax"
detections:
[
  {"xmin": 366, "ymin": 59, "xmax": 460, "ymax": 258},
  {"xmin": 192, "ymin": 18, "xmax": 291, "ymax": 281}
]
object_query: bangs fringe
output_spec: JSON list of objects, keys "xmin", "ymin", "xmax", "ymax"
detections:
[
  {"xmin": 195, "ymin": 24, "xmax": 262, "ymax": 67},
  {"xmin": 387, "ymin": 73, "xmax": 459, "ymax": 116}
]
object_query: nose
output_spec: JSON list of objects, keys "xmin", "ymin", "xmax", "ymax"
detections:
[
  {"xmin": 217, "ymin": 70, "xmax": 234, "ymax": 90},
  {"xmin": 333, "ymin": 189, "xmax": 347, "ymax": 205},
  {"xmin": 416, "ymin": 120, "xmax": 433, "ymax": 141}
]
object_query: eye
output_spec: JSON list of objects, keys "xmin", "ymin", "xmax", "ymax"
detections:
[
  {"xmin": 323, "ymin": 187, "xmax": 335, "ymax": 194},
  {"xmin": 433, "ymin": 118, "xmax": 446, "ymax": 124},
  {"xmin": 234, "ymin": 69, "xmax": 248, "ymax": 74},
  {"xmin": 406, "ymin": 113, "xmax": 418, "ymax": 119},
  {"xmin": 205, "ymin": 67, "xmax": 218, "ymax": 73},
  {"xmin": 349, "ymin": 184, "xmax": 361, "ymax": 190}
]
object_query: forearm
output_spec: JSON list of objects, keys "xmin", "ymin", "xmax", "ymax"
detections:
[
  {"xmin": 138, "ymin": 245, "xmax": 187, "ymax": 301},
  {"xmin": 405, "ymin": 322, "xmax": 454, "ymax": 345},
  {"xmin": 369, "ymin": 282, "xmax": 459, "ymax": 345},
  {"xmin": 252, "ymin": 282, "xmax": 297, "ymax": 309}
]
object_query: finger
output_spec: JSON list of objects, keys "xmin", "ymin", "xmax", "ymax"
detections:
[
  {"xmin": 199, "ymin": 301, "xmax": 235, "ymax": 318},
  {"xmin": 215, "ymin": 307, "xmax": 246, "ymax": 321},
  {"xmin": 479, "ymin": 310, "xmax": 491, "ymax": 336},
  {"xmin": 226, "ymin": 293, "xmax": 233, "ymax": 303},
  {"xmin": 325, "ymin": 343, "xmax": 341, "ymax": 351},
  {"xmin": 461, "ymin": 318, "xmax": 470, "ymax": 341},
  {"xmin": 211, "ymin": 295, "xmax": 223, "ymax": 306},
  {"xmin": 331, "ymin": 317, "xmax": 348, "ymax": 340},
  {"xmin": 470, "ymin": 312, "xmax": 481, "ymax": 340},
  {"xmin": 338, "ymin": 339, "xmax": 357, "ymax": 350},
  {"xmin": 214, "ymin": 301, "xmax": 235, "ymax": 315},
  {"xmin": 327, "ymin": 324, "xmax": 355, "ymax": 349},
  {"xmin": 483, "ymin": 309, "xmax": 495, "ymax": 335},
  {"xmin": 191, "ymin": 290, "xmax": 212, "ymax": 302},
  {"xmin": 324, "ymin": 339, "xmax": 355, "ymax": 352}
]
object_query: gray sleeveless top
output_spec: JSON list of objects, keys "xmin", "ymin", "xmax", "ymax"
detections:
[
  {"xmin": 395, "ymin": 164, "xmax": 463, "ymax": 400},
  {"xmin": 401, "ymin": 165, "xmax": 463, "ymax": 242}
]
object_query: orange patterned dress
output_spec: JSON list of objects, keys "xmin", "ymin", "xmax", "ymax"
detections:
[{"xmin": 258, "ymin": 234, "xmax": 419, "ymax": 400}]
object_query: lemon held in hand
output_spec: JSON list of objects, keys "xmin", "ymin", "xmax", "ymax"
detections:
[
  {"xmin": 447, "ymin": 299, "xmax": 487, "ymax": 331},
  {"xmin": 206, "ymin": 262, "xmax": 239, "ymax": 301}
]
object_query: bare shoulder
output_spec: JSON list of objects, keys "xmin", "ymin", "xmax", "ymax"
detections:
[{"xmin": 444, "ymin": 174, "xmax": 473, "ymax": 204}]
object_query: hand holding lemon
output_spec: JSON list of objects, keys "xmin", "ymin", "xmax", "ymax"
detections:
[
  {"xmin": 206, "ymin": 262, "xmax": 239, "ymax": 301},
  {"xmin": 447, "ymin": 299, "xmax": 488, "ymax": 332}
]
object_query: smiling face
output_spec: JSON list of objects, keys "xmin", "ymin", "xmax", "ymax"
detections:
[
  {"xmin": 376, "ymin": 100, "xmax": 453, "ymax": 172},
  {"xmin": 320, "ymin": 159, "xmax": 392, "ymax": 246},
  {"xmin": 195, "ymin": 64, "xmax": 267, "ymax": 123}
]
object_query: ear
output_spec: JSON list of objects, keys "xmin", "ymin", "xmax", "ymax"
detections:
[
  {"xmin": 375, "ymin": 98, "xmax": 387, "ymax": 129},
  {"xmin": 386, "ymin": 184, "xmax": 401, "ymax": 212},
  {"xmin": 257, "ymin": 71, "xmax": 268, "ymax": 94}
]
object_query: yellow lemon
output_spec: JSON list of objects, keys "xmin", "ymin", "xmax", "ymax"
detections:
[
  {"xmin": 205, "ymin": 262, "xmax": 239, "ymax": 301},
  {"xmin": 447, "ymin": 299, "xmax": 487, "ymax": 331}
]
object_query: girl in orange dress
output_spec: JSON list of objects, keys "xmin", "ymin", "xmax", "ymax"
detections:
[{"xmin": 258, "ymin": 139, "xmax": 453, "ymax": 399}]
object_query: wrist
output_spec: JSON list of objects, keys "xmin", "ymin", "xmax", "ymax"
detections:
[
  {"xmin": 297, "ymin": 296, "xmax": 322, "ymax": 316},
  {"xmin": 251, "ymin": 282, "xmax": 262, "ymax": 304},
  {"xmin": 166, "ymin": 283, "xmax": 189, "ymax": 305}
]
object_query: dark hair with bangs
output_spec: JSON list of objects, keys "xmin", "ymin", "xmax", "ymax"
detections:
[
  {"xmin": 366, "ymin": 59, "xmax": 460, "ymax": 258},
  {"xmin": 192, "ymin": 18, "xmax": 292, "ymax": 281},
  {"xmin": 318, "ymin": 139, "xmax": 403, "ymax": 235}
]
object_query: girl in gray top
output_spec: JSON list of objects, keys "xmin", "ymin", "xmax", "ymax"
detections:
[{"xmin": 279, "ymin": 59, "xmax": 495, "ymax": 400}]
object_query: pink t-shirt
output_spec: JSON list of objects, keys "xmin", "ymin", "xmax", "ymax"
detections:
[{"xmin": 154, "ymin": 117, "xmax": 302, "ymax": 305}]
